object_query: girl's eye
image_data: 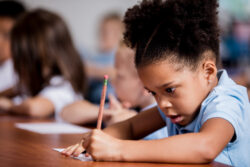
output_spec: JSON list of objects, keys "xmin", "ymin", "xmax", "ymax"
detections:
[{"xmin": 165, "ymin": 88, "xmax": 175, "ymax": 94}]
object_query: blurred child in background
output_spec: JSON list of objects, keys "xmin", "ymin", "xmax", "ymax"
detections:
[
  {"xmin": 0, "ymin": 0, "xmax": 26, "ymax": 97},
  {"xmin": 61, "ymin": 41, "xmax": 167, "ymax": 140},
  {"xmin": 0, "ymin": 9, "xmax": 86, "ymax": 121},
  {"xmin": 84, "ymin": 12, "xmax": 124, "ymax": 104},
  {"xmin": 61, "ymin": 41, "xmax": 138, "ymax": 125}
]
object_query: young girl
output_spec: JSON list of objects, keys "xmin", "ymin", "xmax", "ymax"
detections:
[
  {"xmin": 62, "ymin": 0, "xmax": 250, "ymax": 166},
  {"xmin": 0, "ymin": 9, "xmax": 86, "ymax": 121}
]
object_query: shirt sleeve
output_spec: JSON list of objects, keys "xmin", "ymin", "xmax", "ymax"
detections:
[
  {"xmin": 39, "ymin": 80, "xmax": 83, "ymax": 122},
  {"xmin": 201, "ymin": 95, "xmax": 244, "ymax": 143}
]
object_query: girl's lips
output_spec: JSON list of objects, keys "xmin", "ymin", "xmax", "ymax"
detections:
[{"xmin": 169, "ymin": 115, "xmax": 183, "ymax": 124}]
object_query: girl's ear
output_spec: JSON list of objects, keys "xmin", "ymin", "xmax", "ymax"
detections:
[{"xmin": 202, "ymin": 59, "xmax": 217, "ymax": 85}]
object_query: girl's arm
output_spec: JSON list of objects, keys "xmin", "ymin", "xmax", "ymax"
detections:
[
  {"xmin": 7, "ymin": 96, "xmax": 54, "ymax": 118},
  {"xmin": 104, "ymin": 105, "xmax": 165, "ymax": 139},
  {"xmin": 117, "ymin": 118, "xmax": 234, "ymax": 163},
  {"xmin": 62, "ymin": 106, "xmax": 165, "ymax": 156},
  {"xmin": 64, "ymin": 116, "xmax": 234, "ymax": 163}
]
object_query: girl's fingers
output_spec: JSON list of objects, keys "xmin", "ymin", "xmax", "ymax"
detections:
[
  {"xmin": 61, "ymin": 133, "xmax": 90, "ymax": 157},
  {"xmin": 73, "ymin": 145, "xmax": 85, "ymax": 157},
  {"xmin": 64, "ymin": 143, "xmax": 80, "ymax": 156},
  {"xmin": 82, "ymin": 134, "xmax": 91, "ymax": 150},
  {"xmin": 61, "ymin": 145, "xmax": 74, "ymax": 154}
]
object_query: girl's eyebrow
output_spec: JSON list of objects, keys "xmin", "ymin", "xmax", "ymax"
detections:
[
  {"xmin": 144, "ymin": 81, "xmax": 175, "ymax": 91},
  {"xmin": 157, "ymin": 81, "xmax": 175, "ymax": 89}
]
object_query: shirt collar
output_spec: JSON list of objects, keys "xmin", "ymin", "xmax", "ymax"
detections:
[
  {"xmin": 175, "ymin": 112, "xmax": 200, "ymax": 133},
  {"xmin": 217, "ymin": 69, "xmax": 235, "ymax": 86}
]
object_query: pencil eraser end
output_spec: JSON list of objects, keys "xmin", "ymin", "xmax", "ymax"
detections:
[{"xmin": 104, "ymin": 75, "xmax": 109, "ymax": 80}]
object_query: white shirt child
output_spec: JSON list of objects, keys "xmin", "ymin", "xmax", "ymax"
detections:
[{"xmin": 12, "ymin": 76, "xmax": 83, "ymax": 122}]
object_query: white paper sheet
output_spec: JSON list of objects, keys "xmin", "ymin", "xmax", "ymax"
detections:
[
  {"xmin": 15, "ymin": 122, "xmax": 90, "ymax": 134},
  {"xmin": 53, "ymin": 148, "xmax": 92, "ymax": 161}
]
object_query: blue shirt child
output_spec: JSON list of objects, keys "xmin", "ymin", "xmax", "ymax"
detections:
[{"xmin": 158, "ymin": 70, "xmax": 250, "ymax": 167}]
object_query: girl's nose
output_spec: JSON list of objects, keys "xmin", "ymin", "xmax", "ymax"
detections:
[{"xmin": 156, "ymin": 95, "xmax": 172, "ymax": 109}]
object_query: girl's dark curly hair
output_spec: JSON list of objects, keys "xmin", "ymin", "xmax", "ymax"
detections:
[{"xmin": 124, "ymin": 0, "xmax": 220, "ymax": 70}]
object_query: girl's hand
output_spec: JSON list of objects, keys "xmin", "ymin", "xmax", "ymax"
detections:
[
  {"xmin": 62, "ymin": 129, "xmax": 123, "ymax": 161},
  {"xmin": 86, "ymin": 129, "xmax": 123, "ymax": 161},
  {"xmin": 0, "ymin": 97, "xmax": 14, "ymax": 112}
]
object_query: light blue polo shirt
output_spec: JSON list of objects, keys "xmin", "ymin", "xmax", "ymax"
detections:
[
  {"xmin": 141, "ymin": 103, "xmax": 168, "ymax": 140},
  {"xmin": 158, "ymin": 70, "xmax": 250, "ymax": 166}
]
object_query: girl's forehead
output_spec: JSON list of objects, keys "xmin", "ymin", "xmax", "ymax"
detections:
[
  {"xmin": 137, "ymin": 61, "xmax": 196, "ymax": 86},
  {"xmin": 137, "ymin": 60, "xmax": 183, "ymax": 73}
]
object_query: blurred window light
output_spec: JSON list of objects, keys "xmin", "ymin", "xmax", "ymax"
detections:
[{"xmin": 219, "ymin": 0, "xmax": 250, "ymax": 20}]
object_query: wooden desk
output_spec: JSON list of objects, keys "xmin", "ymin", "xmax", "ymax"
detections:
[{"xmin": 0, "ymin": 115, "xmax": 230, "ymax": 167}]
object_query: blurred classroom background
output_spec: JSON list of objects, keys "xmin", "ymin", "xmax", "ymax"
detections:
[
  {"xmin": 21, "ymin": 0, "xmax": 250, "ymax": 96},
  {"xmin": 21, "ymin": 0, "xmax": 136, "ymax": 54},
  {"xmin": 22, "ymin": 0, "xmax": 138, "ymax": 104},
  {"xmin": 219, "ymin": 0, "xmax": 250, "ymax": 96},
  {"xmin": 1, "ymin": 0, "xmax": 250, "ymax": 106}
]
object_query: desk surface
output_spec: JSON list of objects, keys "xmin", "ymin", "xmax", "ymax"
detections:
[{"xmin": 0, "ymin": 115, "xmax": 230, "ymax": 167}]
